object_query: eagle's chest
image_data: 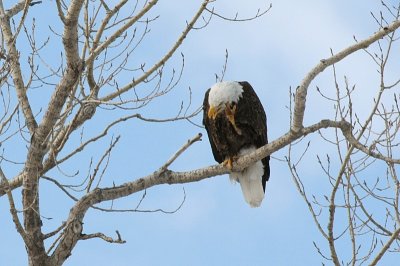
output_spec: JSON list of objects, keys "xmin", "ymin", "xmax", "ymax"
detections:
[{"xmin": 211, "ymin": 114, "xmax": 247, "ymax": 155}]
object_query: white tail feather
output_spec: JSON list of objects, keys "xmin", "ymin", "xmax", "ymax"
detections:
[{"xmin": 229, "ymin": 147, "xmax": 265, "ymax": 208}]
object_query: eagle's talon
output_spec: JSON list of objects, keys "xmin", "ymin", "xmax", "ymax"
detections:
[
  {"xmin": 223, "ymin": 157, "xmax": 233, "ymax": 170},
  {"xmin": 223, "ymin": 156, "xmax": 239, "ymax": 170}
]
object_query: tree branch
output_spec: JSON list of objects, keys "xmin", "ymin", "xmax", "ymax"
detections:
[
  {"xmin": 158, "ymin": 133, "xmax": 202, "ymax": 172},
  {"xmin": 0, "ymin": 0, "xmax": 38, "ymax": 134},
  {"xmin": 80, "ymin": 230, "xmax": 126, "ymax": 244},
  {"xmin": 370, "ymin": 227, "xmax": 400, "ymax": 266},
  {"xmin": 49, "ymin": 118, "xmax": 351, "ymax": 264},
  {"xmin": 0, "ymin": 168, "xmax": 28, "ymax": 244},
  {"xmin": 100, "ymin": 0, "xmax": 212, "ymax": 102},
  {"xmin": 292, "ymin": 20, "xmax": 400, "ymax": 132},
  {"xmin": 5, "ymin": 0, "xmax": 42, "ymax": 18},
  {"xmin": 20, "ymin": 0, "xmax": 86, "ymax": 264}
]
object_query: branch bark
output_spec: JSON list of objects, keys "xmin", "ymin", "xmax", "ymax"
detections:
[
  {"xmin": 0, "ymin": 0, "xmax": 38, "ymax": 134},
  {"xmin": 20, "ymin": 0, "xmax": 86, "ymax": 265}
]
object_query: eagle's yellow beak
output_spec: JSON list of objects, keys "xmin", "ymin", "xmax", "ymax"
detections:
[{"xmin": 208, "ymin": 105, "xmax": 218, "ymax": 119}]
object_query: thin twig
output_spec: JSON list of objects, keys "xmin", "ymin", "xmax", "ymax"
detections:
[
  {"xmin": 159, "ymin": 133, "xmax": 202, "ymax": 172},
  {"xmin": 80, "ymin": 231, "xmax": 126, "ymax": 244}
]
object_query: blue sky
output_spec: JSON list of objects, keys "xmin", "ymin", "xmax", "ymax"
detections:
[{"xmin": 1, "ymin": 0, "xmax": 400, "ymax": 265}]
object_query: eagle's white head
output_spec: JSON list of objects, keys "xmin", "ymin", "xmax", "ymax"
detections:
[{"xmin": 207, "ymin": 81, "xmax": 243, "ymax": 119}]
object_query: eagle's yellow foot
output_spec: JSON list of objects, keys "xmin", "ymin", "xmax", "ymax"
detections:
[
  {"xmin": 225, "ymin": 103, "xmax": 242, "ymax": 135},
  {"xmin": 222, "ymin": 157, "xmax": 233, "ymax": 170},
  {"xmin": 223, "ymin": 156, "xmax": 239, "ymax": 170}
]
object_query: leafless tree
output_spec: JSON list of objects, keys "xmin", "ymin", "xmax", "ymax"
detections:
[
  {"xmin": 285, "ymin": 3, "xmax": 400, "ymax": 265},
  {"xmin": 0, "ymin": 0, "xmax": 400, "ymax": 265}
]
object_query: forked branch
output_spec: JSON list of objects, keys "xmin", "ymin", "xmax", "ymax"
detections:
[{"xmin": 292, "ymin": 20, "xmax": 400, "ymax": 132}]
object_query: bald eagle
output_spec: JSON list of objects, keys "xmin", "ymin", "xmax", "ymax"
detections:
[{"xmin": 203, "ymin": 81, "xmax": 270, "ymax": 207}]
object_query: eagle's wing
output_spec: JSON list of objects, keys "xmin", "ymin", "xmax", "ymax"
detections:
[
  {"xmin": 237, "ymin": 81, "xmax": 270, "ymax": 185},
  {"xmin": 236, "ymin": 81, "xmax": 268, "ymax": 147},
  {"xmin": 203, "ymin": 89, "xmax": 224, "ymax": 163}
]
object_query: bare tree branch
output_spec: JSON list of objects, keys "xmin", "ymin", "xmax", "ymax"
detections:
[
  {"xmin": 80, "ymin": 230, "xmax": 126, "ymax": 244},
  {"xmin": 0, "ymin": 0, "xmax": 38, "ymax": 134},
  {"xmin": 49, "ymin": 118, "xmax": 353, "ymax": 264},
  {"xmin": 0, "ymin": 168, "xmax": 28, "ymax": 244},
  {"xmin": 205, "ymin": 3, "xmax": 272, "ymax": 22},
  {"xmin": 370, "ymin": 227, "xmax": 400, "ymax": 265},
  {"xmin": 101, "ymin": 0, "xmax": 212, "ymax": 101},
  {"xmin": 292, "ymin": 20, "xmax": 400, "ymax": 132},
  {"xmin": 158, "ymin": 133, "xmax": 202, "ymax": 172}
]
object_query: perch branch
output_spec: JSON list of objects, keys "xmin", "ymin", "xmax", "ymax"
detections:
[{"xmin": 50, "ymin": 119, "xmax": 354, "ymax": 264}]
